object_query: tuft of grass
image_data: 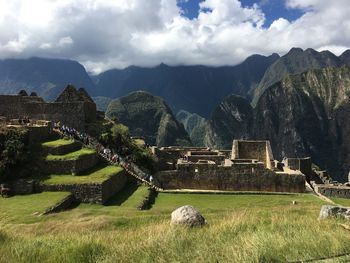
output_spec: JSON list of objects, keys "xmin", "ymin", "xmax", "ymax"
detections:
[
  {"xmin": 45, "ymin": 148, "xmax": 96, "ymax": 161},
  {"xmin": 42, "ymin": 139, "xmax": 75, "ymax": 148},
  {"xmin": 41, "ymin": 165, "xmax": 124, "ymax": 185}
]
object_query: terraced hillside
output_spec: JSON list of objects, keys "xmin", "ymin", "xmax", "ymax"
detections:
[{"xmin": 36, "ymin": 138, "xmax": 127, "ymax": 204}]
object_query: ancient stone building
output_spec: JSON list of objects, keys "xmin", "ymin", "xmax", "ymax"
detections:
[
  {"xmin": 0, "ymin": 85, "xmax": 97, "ymax": 131},
  {"xmin": 153, "ymin": 140, "xmax": 306, "ymax": 193}
]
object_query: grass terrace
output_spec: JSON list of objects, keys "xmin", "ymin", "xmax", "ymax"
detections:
[
  {"xmin": 42, "ymin": 138, "xmax": 75, "ymax": 148},
  {"xmin": 0, "ymin": 192, "xmax": 71, "ymax": 224},
  {"xmin": 45, "ymin": 148, "xmax": 96, "ymax": 161},
  {"xmin": 40, "ymin": 165, "xmax": 124, "ymax": 185}
]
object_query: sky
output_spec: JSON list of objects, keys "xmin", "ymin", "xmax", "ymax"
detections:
[{"xmin": 0, "ymin": 0, "xmax": 349, "ymax": 74}]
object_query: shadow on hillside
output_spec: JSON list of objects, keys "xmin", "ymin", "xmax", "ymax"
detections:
[{"xmin": 105, "ymin": 183, "xmax": 138, "ymax": 206}]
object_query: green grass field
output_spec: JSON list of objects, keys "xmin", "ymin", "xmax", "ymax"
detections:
[
  {"xmin": 41, "ymin": 165, "xmax": 124, "ymax": 185},
  {"xmin": 45, "ymin": 148, "xmax": 96, "ymax": 161},
  {"xmin": 42, "ymin": 138, "xmax": 75, "ymax": 148},
  {"xmin": 1, "ymin": 190, "xmax": 350, "ymax": 263},
  {"xmin": 331, "ymin": 197, "xmax": 350, "ymax": 207}
]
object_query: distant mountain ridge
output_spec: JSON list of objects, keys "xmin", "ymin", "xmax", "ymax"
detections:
[
  {"xmin": 252, "ymin": 48, "xmax": 350, "ymax": 105},
  {"xmin": 94, "ymin": 53, "xmax": 280, "ymax": 116},
  {"xmin": 0, "ymin": 57, "xmax": 95, "ymax": 101}
]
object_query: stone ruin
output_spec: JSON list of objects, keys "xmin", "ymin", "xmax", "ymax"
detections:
[
  {"xmin": 152, "ymin": 139, "xmax": 350, "ymax": 197},
  {"xmin": 153, "ymin": 140, "xmax": 306, "ymax": 193},
  {"xmin": 0, "ymin": 85, "xmax": 97, "ymax": 131}
]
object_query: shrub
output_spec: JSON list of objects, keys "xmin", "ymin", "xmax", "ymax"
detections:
[{"xmin": 0, "ymin": 126, "xmax": 29, "ymax": 181}]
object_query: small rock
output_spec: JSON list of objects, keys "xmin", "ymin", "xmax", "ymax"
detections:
[
  {"xmin": 171, "ymin": 205, "xmax": 206, "ymax": 227},
  {"xmin": 319, "ymin": 205, "xmax": 350, "ymax": 220}
]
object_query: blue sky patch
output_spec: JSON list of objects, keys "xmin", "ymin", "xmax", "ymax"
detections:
[{"xmin": 177, "ymin": 0, "xmax": 305, "ymax": 27}]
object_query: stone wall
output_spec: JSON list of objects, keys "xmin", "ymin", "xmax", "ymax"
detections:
[
  {"xmin": 40, "ymin": 171, "xmax": 128, "ymax": 204},
  {"xmin": 187, "ymin": 155, "xmax": 225, "ymax": 165},
  {"xmin": 155, "ymin": 163, "xmax": 305, "ymax": 193},
  {"xmin": 284, "ymin": 157, "xmax": 312, "ymax": 180},
  {"xmin": 27, "ymin": 125, "xmax": 53, "ymax": 144},
  {"xmin": 0, "ymin": 95, "xmax": 96, "ymax": 131},
  {"xmin": 10, "ymin": 179, "xmax": 35, "ymax": 195},
  {"xmin": 232, "ymin": 140, "xmax": 274, "ymax": 169},
  {"xmin": 42, "ymin": 153, "xmax": 99, "ymax": 175},
  {"xmin": 314, "ymin": 184, "xmax": 350, "ymax": 199}
]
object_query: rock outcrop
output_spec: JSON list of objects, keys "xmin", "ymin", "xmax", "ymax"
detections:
[
  {"xmin": 319, "ymin": 205, "xmax": 350, "ymax": 220},
  {"xmin": 252, "ymin": 47, "xmax": 350, "ymax": 105},
  {"xmin": 176, "ymin": 110, "xmax": 208, "ymax": 147},
  {"xmin": 171, "ymin": 205, "xmax": 206, "ymax": 227},
  {"xmin": 204, "ymin": 95, "xmax": 253, "ymax": 149}
]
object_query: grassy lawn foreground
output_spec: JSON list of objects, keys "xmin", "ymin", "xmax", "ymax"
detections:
[
  {"xmin": 0, "ymin": 192, "xmax": 71, "ymax": 224},
  {"xmin": 1, "ymin": 191, "xmax": 350, "ymax": 263}
]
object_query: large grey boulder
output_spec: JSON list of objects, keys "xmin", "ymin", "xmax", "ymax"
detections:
[
  {"xmin": 171, "ymin": 205, "xmax": 206, "ymax": 227},
  {"xmin": 319, "ymin": 205, "xmax": 350, "ymax": 220}
]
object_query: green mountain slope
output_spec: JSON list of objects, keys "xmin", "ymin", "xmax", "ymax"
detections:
[
  {"xmin": 106, "ymin": 91, "xmax": 192, "ymax": 147},
  {"xmin": 252, "ymin": 48, "xmax": 350, "ymax": 106},
  {"xmin": 205, "ymin": 66, "xmax": 350, "ymax": 181}
]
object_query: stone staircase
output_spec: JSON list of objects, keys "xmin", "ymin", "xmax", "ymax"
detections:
[
  {"xmin": 314, "ymin": 170, "xmax": 335, "ymax": 185},
  {"xmin": 55, "ymin": 128, "xmax": 163, "ymax": 191},
  {"xmin": 100, "ymin": 154, "xmax": 162, "ymax": 191}
]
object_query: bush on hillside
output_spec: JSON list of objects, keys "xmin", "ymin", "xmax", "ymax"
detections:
[
  {"xmin": 0, "ymin": 126, "xmax": 29, "ymax": 181},
  {"xmin": 92, "ymin": 119, "xmax": 156, "ymax": 173}
]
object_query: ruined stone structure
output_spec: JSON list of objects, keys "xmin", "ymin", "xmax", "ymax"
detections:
[
  {"xmin": 0, "ymin": 85, "xmax": 97, "ymax": 131},
  {"xmin": 280, "ymin": 156, "xmax": 350, "ymax": 199},
  {"xmin": 154, "ymin": 140, "xmax": 306, "ymax": 193}
]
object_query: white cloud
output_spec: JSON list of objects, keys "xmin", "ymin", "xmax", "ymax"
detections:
[
  {"xmin": 0, "ymin": 0, "xmax": 349, "ymax": 73},
  {"xmin": 58, "ymin": 36, "xmax": 74, "ymax": 47}
]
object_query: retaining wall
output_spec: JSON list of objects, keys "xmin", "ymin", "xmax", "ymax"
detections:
[
  {"xmin": 156, "ymin": 163, "xmax": 305, "ymax": 193},
  {"xmin": 0, "ymin": 95, "xmax": 96, "ymax": 131},
  {"xmin": 40, "ymin": 170, "xmax": 128, "ymax": 204},
  {"xmin": 42, "ymin": 153, "xmax": 99, "ymax": 175},
  {"xmin": 314, "ymin": 184, "xmax": 350, "ymax": 199}
]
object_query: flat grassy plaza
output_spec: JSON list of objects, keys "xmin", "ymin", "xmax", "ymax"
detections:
[{"xmin": 1, "ymin": 188, "xmax": 350, "ymax": 263}]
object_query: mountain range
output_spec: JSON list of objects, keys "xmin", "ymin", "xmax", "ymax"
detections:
[
  {"xmin": 2, "ymin": 47, "xmax": 350, "ymax": 181},
  {"xmin": 0, "ymin": 57, "xmax": 95, "ymax": 101},
  {"xmin": 95, "ymin": 54, "xmax": 279, "ymax": 116}
]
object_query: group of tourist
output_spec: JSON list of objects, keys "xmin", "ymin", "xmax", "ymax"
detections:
[
  {"xmin": 58, "ymin": 125, "xmax": 91, "ymax": 145},
  {"xmin": 55, "ymin": 123, "xmax": 155, "ymax": 186}
]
